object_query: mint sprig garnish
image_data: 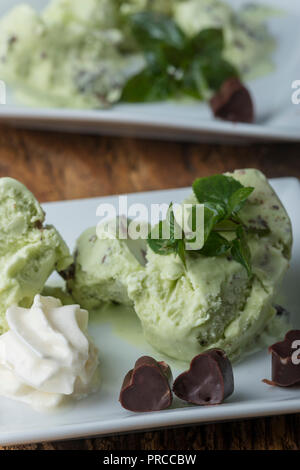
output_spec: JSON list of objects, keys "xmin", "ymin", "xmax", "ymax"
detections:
[
  {"xmin": 148, "ymin": 175, "xmax": 270, "ymax": 277},
  {"xmin": 148, "ymin": 203, "xmax": 187, "ymax": 268},
  {"xmin": 121, "ymin": 12, "xmax": 239, "ymax": 103},
  {"xmin": 199, "ymin": 231, "xmax": 231, "ymax": 257},
  {"xmin": 192, "ymin": 175, "xmax": 253, "ymax": 218},
  {"xmin": 193, "ymin": 175, "xmax": 255, "ymax": 276}
]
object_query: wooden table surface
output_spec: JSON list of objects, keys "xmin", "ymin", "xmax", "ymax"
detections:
[{"xmin": 0, "ymin": 123, "xmax": 299, "ymax": 451}]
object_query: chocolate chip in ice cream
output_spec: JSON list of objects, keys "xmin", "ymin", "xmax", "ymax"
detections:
[
  {"xmin": 274, "ymin": 305, "xmax": 290, "ymax": 322},
  {"xmin": 59, "ymin": 263, "xmax": 75, "ymax": 281},
  {"xmin": 173, "ymin": 349, "xmax": 234, "ymax": 405},
  {"xmin": 119, "ymin": 356, "xmax": 173, "ymax": 412}
]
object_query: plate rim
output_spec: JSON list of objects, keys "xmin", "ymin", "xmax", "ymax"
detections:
[{"xmin": 1, "ymin": 107, "xmax": 300, "ymax": 143}]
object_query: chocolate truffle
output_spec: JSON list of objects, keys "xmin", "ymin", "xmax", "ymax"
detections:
[
  {"xmin": 263, "ymin": 330, "xmax": 300, "ymax": 387},
  {"xmin": 119, "ymin": 356, "xmax": 173, "ymax": 412},
  {"xmin": 210, "ymin": 77, "xmax": 254, "ymax": 123},
  {"xmin": 173, "ymin": 349, "xmax": 234, "ymax": 405}
]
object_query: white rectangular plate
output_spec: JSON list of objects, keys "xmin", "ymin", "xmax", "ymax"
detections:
[
  {"xmin": 1, "ymin": 0, "xmax": 300, "ymax": 142},
  {"xmin": 0, "ymin": 177, "xmax": 299, "ymax": 446}
]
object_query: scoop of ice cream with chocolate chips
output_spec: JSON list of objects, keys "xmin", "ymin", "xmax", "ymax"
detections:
[
  {"xmin": 66, "ymin": 216, "xmax": 148, "ymax": 310},
  {"xmin": 129, "ymin": 169, "xmax": 292, "ymax": 362},
  {"xmin": 0, "ymin": 177, "xmax": 72, "ymax": 333}
]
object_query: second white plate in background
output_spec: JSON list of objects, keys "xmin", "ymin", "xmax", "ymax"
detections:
[{"xmin": 0, "ymin": 0, "xmax": 300, "ymax": 142}]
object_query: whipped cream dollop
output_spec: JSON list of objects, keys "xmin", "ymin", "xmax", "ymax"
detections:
[{"xmin": 0, "ymin": 295, "xmax": 100, "ymax": 410}]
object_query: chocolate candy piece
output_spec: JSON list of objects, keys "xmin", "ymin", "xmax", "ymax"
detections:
[
  {"xmin": 210, "ymin": 77, "xmax": 254, "ymax": 123},
  {"xmin": 173, "ymin": 349, "xmax": 234, "ymax": 405},
  {"xmin": 263, "ymin": 330, "xmax": 300, "ymax": 387},
  {"xmin": 119, "ymin": 356, "xmax": 173, "ymax": 412}
]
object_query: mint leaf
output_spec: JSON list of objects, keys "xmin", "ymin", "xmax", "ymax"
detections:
[
  {"xmin": 228, "ymin": 186, "xmax": 254, "ymax": 215},
  {"xmin": 199, "ymin": 232, "xmax": 231, "ymax": 257},
  {"xmin": 122, "ymin": 13, "xmax": 187, "ymax": 103},
  {"xmin": 193, "ymin": 175, "xmax": 248, "ymax": 242},
  {"xmin": 166, "ymin": 202, "xmax": 183, "ymax": 242},
  {"xmin": 203, "ymin": 203, "xmax": 226, "ymax": 241},
  {"xmin": 122, "ymin": 69, "xmax": 177, "ymax": 102},
  {"xmin": 198, "ymin": 56, "xmax": 239, "ymax": 91},
  {"xmin": 147, "ymin": 220, "xmax": 175, "ymax": 255},
  {"xmin": 147, "ymin": 205, "xmax": 186, "ymax": 265},
  {"xmin": 175, "ymin": 238, "xmax": 187, "ymax": 268},
  {"xmin": 184, "ymin": 28, "xmax": 224, "ymax": 60},
  {"xmin": 192, "ymin": 175, "xmax": 255, "ymax": 275},
  {"xmin": 182, "ymin": 54, "xmax": 238, "ymax": 98},
  {"xmin": 231, "ymin": 226, "xmax": 252, "ymax": 277},
  {"xmin": 193, "ymin": 175, "xmax": 243, "ymax": 208},
  {"xmin": 193, "ymin": 174, "xmax": 254, "ymax": 218},
  {"xmin": 213, "ymin": 219, "xmax": 239, "ymax": 232},
  {"xmin": 182, "ymin": 59, "xmax": 209, "ymax": 99}
]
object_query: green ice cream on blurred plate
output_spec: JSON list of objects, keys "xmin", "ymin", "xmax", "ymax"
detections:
[
  {"xmin": 173, "ymin": 0, "xmax": 279, "ymax": 80},
  {"xmin": 0, "ymin": 0, "xmax": 144, "ymax": 108},
  {"xmin": 0, "ymin": 177, "xmax": 72, "ymax": 333},
  {"xmin": 0, "ymin": 0, "xmax": 278, "ymax": 109}
]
